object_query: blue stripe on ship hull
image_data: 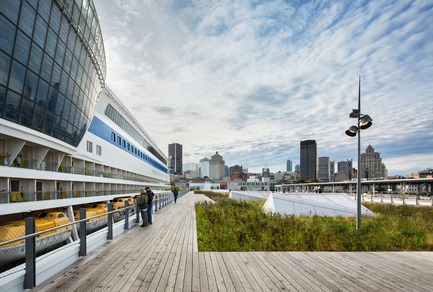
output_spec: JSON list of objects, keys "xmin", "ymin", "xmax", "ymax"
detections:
[{"xmin": 88, "ymin": 117, "xmax": 167, "ymax": 173}]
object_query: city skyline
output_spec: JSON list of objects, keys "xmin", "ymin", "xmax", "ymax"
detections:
[{"xmin": 94, "ymin": 0, "xmax": 433, "ymax": 176}]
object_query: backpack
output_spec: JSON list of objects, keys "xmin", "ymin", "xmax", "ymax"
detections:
[{"xmin": 137, "ymin": 195, "xmax": 148, "ymax": 209}]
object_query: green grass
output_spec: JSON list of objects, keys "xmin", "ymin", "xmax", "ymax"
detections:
[{"xmin": 195, "ymin": 191, "xmax": 433, "ymax": 251}]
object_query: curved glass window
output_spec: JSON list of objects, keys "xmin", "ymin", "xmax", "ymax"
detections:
[
  {"xmin": 19, "ymin": 2, "xmax": 36, "ymax": 37},
  {"xmin": 0, "ymin": 0, "xmax": 105, "ymax": 147},
  {"xmin": 0, "ymin": 14, "xmax": 16, "ymax": 55},
  {"xmin": 14, "ymin": 30, "xmax": 31, "ymax": 65},
  {"xmin": 8, "ymin": 61, "xmax": 25, "ymax": 94}
]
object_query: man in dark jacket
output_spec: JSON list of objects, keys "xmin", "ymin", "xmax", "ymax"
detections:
[
  {"xmin": 145, "ymin": 186, "xmax": 155, "ymax": 224},
  {"xmin": 173, "ymin": 186, "xmax": 179, "ymax": 203}
]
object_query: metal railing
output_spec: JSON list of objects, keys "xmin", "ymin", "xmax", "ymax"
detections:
[
  {"xmin": 0, "ymin": 192, "xmax": 179, "ymax": 289},
  {"xmin": 353, "ymin": 192, "xmax": 433, "ymax": 206}
]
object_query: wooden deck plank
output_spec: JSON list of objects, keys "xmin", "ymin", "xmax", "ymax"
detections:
[
  {"xmin": 203, "ymin": 252, "xmax": 219, "ymax": 292},
  {"xmin": 265, "ymin": 252, "xmax": 311, "ymax": 292},
  {"xmin": 306, "ymin": 252, "xmax": 375, "ymax": 292},
  {"xmin": 33, "ymin": 192, "xmax": 433, "ymax": 292},
  {"xmin": 255, "ymin": 252, "xmax": 304, "ymax": 291},
  {"xmin": 213, "ymin": 252, "xmax": 236, "ymax": 292},
  {"xmin": 230, "ymin": 252, "xmax": 263, "ymax": 291},
  {"xmin": 342, "ymin": 252, "xmax": 431, "ymax": 291},
  {"xmin": 220, "ymin": 253, "xmax": 247, "ymax": 292},
  {"xmin": 235, "ymin": 251, "xmax": 275, "ymax": 291},
  {"xmin": 198, "ymin": 252, "xmax": 209, "ymax": 292},
  {"xmin": 278, "ymin": 252, "xmax": 329, "ymax": 292}
]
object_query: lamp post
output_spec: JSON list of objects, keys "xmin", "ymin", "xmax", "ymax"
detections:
[{"xmin": 345, "ymin": 76, "xmax": 373, "ymax": 230}]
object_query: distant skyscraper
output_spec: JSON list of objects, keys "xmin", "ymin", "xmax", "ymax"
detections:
[
  {"xmin": 295, "ymin": 164, "xmax": 300, "ymax": 172},
  {"xmin": 360, "ymin": 145, "xmax": 387, "ymax": 179},
  {"xmin": 300, "ymin": 140, "xmax": 317, "ymax": 180},
  {"xmin": 209, "ymin": 151, "xmax": 225, "ymax": 179},
  {"xmin": 262, "ymin": 167, "xmax": 270, "ymax": 177},
  {"xmin": 286, "ymin": 159, "xmax": 293, "ymax": 172},
  {"xmin": 199, "ymin": 158, "xmax": 210, "ymax": 178},
  {"xmin": 168, "ymin": 143, "xmax": 183, "ymax": 175},
  {"xmin": 337, "ymin": 159, "xmax": 353, "ymax": 180},
  {"xmin": 318, "ymin": 157, "xmax": 330, "ymax": 182}
]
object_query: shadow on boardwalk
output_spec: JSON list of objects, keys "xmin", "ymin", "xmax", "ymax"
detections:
[{"xmin": 35, "ymin": 192, "xmax": 433, "ymax": 291}]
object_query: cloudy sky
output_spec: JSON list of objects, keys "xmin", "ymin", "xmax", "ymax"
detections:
[{"xmin": 93, "ymin": 0, "xmax": 433, "ymax": 176}]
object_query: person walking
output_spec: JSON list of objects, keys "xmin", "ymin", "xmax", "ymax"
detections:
[
  {"xmin": 173, "ymin": 186, "xmax": 179, "ymax": 203},
  {"xmin": 137, "ymin": 189, "xmax": 148, "ymax": 227},
  {"xmin": 145, "ymin": 186, "xmax": 155, "ymax": 224}
]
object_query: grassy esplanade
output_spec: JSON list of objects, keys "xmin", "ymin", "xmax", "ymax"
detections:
[{"xmin": 195, "ymin": 191, "xmax": 433, "ymax": 252}]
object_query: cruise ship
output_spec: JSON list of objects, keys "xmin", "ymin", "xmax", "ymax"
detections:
[{"xmin": 0, "ymin": 0, "xmax": 170, "ymax": 226}]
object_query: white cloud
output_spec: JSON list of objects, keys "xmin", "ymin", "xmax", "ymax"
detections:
[{"xmin": 93, "ymin": 0, "xmax": 433, "ymax": 175}]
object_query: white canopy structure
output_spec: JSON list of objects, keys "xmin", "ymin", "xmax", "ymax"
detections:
[
  {"xmin": 229, "ymin": 191, "xmax": 271, "ymax": 201},
  {"xmin": 262, "ymin": 193, "xmax": 375, "ymax": 217}
]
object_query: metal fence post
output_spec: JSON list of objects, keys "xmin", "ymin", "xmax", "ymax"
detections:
[
  {"xmin": 24, "ymin": 217, "xmax": 36, "ymax": 289},
  {"xmin": 79, "ymin": 208, "xmax": 87, "ymax": 257},
  {"xmin": 124, "ymin": 201, "xmax": 130, "ymax": 230},
  {"xmin": 108, "ymin": 203, "xmax": 113, "ymax": 240}
]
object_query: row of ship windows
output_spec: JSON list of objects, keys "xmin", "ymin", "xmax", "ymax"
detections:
[{"xmin": 109, "ymin": 132, "xmax": 162, "ymax": 171}]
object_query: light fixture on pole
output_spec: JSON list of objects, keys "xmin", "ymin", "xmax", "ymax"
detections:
[{"xmin": 345, "ymin": 76, "xmax": 373, "ymax": 230}]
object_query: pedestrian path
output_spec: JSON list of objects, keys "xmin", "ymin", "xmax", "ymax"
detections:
[{"xmin": 34, "ymin": 192, "xmax": 433, "ymax": 291}]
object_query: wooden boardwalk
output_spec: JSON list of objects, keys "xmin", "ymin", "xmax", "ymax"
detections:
[{"xmin": 35, "ymin": 192, "xmax": 433, "ymax": 291}]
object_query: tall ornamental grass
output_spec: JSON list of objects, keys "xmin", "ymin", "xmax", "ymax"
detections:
[{"xmin": 195, "ymin": 192, "xmax": 433, "ymax": 252}]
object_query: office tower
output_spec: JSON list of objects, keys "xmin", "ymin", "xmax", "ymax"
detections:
[
  {"xmin": 168, "ymin": 143, "xmax": 182, "ymax": 175},
  {"xmin": 360, "ymin": 145, "xmax": 387, "ymax": 179},
  {"xmin": 199, "ymin": 158, "xmax": 210, "ymax": 178},
  {"xmin": 209, "ymin": 151, "xmax": 225, "ymax": 179},
  {"xmin": 317, "ymin": 157, "xmax": 330, "ymax": 182},
  {"xmin": 262, "ymin": 167, "xmax": 270, "ymax": 177},
  {"xmin": 286, "ymin": 159, "xmax": 293, "ymax": 172},
  {"xmin": 300, "ymin": 140, "xmax": 317, "ymax": 180},
  {"xmin": 295, "ymin": 164, "xmax": 300, "ymax": 172},
  {"xmin": 337, "ymin": 159, "xmax": 353, "ymax": 180}
]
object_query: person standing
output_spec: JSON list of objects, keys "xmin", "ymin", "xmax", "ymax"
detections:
[
  {"xmin": 137, "ymin": 189, "xmax": 148, "ymax": 227},
  {"xmin": 145, "ymin": 186, "xmax": 155, "ymax": 224}
]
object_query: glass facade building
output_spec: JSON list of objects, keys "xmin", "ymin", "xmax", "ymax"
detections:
[
  {"xmin": 300, "ymin": 139, "xmax": 317, "ymax": 181},
  {"xmin": 0, "ymin": 0, "xmax": 106, "ymax": 147},
  {"xmin": 168, "ymin": 143, "xmax": 183, "ymax": 175}
]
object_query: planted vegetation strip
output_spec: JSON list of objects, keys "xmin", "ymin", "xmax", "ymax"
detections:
[{"xmin": 196, "ymin": 194, "xmax": 433, "ymax": 252}]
